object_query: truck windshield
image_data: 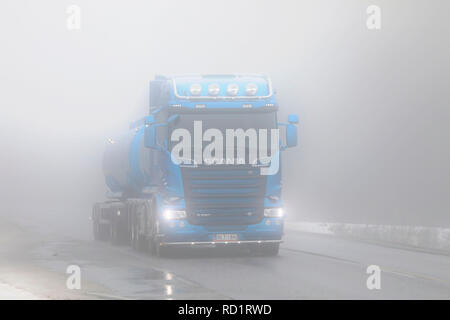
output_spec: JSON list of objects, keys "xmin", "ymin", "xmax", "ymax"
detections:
[
  {"xmin": 168, "ymin": 111, "xmax": 278, "ymax": 165},
  {"xmin": 169, "ymin": 111, "xmax": 277, "ymax": 133}
]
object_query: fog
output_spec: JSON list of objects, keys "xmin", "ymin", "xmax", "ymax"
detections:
[{"xmin": 1, "ymin": 0, "xmax": 449, "ymax": 231}]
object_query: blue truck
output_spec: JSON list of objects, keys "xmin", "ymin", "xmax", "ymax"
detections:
[{"xmin": 92, "ymin": 74, "xmax": 298, "ymax": 256}]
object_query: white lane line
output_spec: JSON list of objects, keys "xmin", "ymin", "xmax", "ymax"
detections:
[
  {"xmin": 86, "ymin": 291, "xmax": 132, "ymax": 300},
  {"xmin": 281, "ymin": 247, "xmax": 450, "ymax": 288},
  {"xmin": 380, "ymin": 267, "xmax": 450, "ymax": 286}
]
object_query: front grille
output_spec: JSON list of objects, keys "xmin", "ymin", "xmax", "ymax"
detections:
[{"xmin": 181, "ymin": 165, "xmax": 266, "ymax": 225}]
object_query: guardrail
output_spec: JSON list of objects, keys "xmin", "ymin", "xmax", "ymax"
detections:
[{"xmin": 286, "ymin": 221, "xmax": 450, "ymax": 253}]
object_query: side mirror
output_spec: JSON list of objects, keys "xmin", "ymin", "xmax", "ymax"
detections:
[
  {"xmin": 288, "ymin": 114, "xmax": 299, "ymax": 124},
  {"xmin": 279, "ymin": 114, "xmax": 299, "ymax": 149},
  {"xmin": 286, "ymin": 123, "xmax": 297, "ymax": 148}
]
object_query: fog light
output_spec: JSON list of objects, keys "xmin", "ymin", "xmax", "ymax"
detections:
[
  {"xmin": 163, "ymin": 209, "xmax": 187, "ymax": 220},
  {"xmin": 264, "ymin": 208, "xmax": 284, "ymax": 218}
]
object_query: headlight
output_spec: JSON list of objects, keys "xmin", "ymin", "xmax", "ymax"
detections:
[
  {"xmin": 245, "ymin": 83, "xmax": 258, "ymax": 96},
  {"xmin": 227, "ymin": 83, "xmax": 239, "ymax": 96},
  {"xmin": 208, "ymin": 83, "xmax": 220, "ymax": 96},
  {"xmin": 163, "ymin": 209, "xmax": 187, "ymax": 220},
  {"xmin": 190, "ymin": 83, "xmax": 202, "ymax": 96},
  {"xmin": 264, "ymin": 208, "xmax": 283, "ymax": 218}
]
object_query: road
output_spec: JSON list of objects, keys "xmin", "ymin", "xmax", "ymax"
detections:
[{"xmin": 1, "ymin": 212, "xmax": 450, "ymax": 299}]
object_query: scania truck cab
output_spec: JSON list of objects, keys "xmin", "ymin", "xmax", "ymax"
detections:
[{"xmin": 93, "ymin": 74, "xmax": 298, "ymax": 256}]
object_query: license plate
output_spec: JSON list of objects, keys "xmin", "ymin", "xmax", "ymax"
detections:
[{"xmin": 213, "ymin": 233, "xmax": 238, "ymax": 242}]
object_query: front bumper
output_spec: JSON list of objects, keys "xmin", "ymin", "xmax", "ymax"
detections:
[
  {"xmin": 157, "ymin": 217, "xmax": 284, "ymax": 246},
  {"xmin": 161, "ymin": 239, "xmax": 282, "ymax": 247}
]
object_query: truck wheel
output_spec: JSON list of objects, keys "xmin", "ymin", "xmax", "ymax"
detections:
[
  {"xmin": 147, "ymin": 200, "xmax": 165, "ymax": 257},
  {"xmin": 93, "ymin": 220, "xmax": 100, "ymax": 240},
  {"xmin": 131, "ymin": 222, "xmax": 140, "ymax": 250},
  {"xmin": 111, "ymin": 219, "xmax": 128, "ymax": 245},
  {"xmin": 92, "ymin": 205, "xmax": 109, "ymax": 241},
  {"xmin": 148, "ymin": 234, "xmax": 168, "ymax": 257},
  {"xmin": 95, "ymin": 223, "xmax": 110, "ymax": 241},
  {"xmin": 133, "ymin": 234, "xmax": 146, "ymax": 251},
  {"xmin": 110, "ymin": 220, "xmax": 119, "ymax": 245},
  {"xmin": 137, "ymin": 234, "xmax": 147, "ymax": 252},
  {"xmin": 148, "ymin": 233, "xmax": 168, "ymax": 257},
  {"xmin": 155, "ymin": 242, "xmax": 169, "ymax": 258},
  {"xmin": 131, "ymin": 223, "xmax": 147, "ymax": 252},
  {"xmin": 148, "ymin": 236, "xmax": 160, "ymax": 256},
  {"xmin": 260, "ymin": 243, "xmax": 280, "ymax": 256},
  {"xmin": 131, "ymin": 223, "xmax": 138, "ymax": 249}
]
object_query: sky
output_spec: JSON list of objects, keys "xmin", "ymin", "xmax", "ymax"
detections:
[{"xmin": 0, "ymin": 0, "xmax": 449, "ymax": 227}]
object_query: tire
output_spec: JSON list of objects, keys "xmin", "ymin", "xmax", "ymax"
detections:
[
  {"xmin": 147, "ymin": 200, "xmax": 163, "ymax": 257},
  {"xmin": 96, "ymin": 223, "xmax": 110, "ymax": 241},
  {"xmin": 131, "ymin": 219, "xmax": 147, "ymax": 252},
  {"xmin": 153, "ymin": 240, "xmax": 169, "ymax": 258},
  {"xmin": 148, "ymin": 237, "xmax": 157, "ymax": 256},
  {"xmin": 92, "ymin": 205, "xmax": 101, "ymax": 241},
  {"xmin": 131, "ymin": 221, "xmax": 138, "ymax": 249},
  {"xmin": 111, "ymin": 217, "xmax": 128, "ymax": 246},
  {"xmin": 93, "ymin": 219, "xmax": 99, "ymax": 240},
  {"xmin": 110, "ymin": 220, "xmax": 119, "ymax": 245},
  {"xmin": 93, "ymin": 204, "xmax": 110, "ymax": 241}
]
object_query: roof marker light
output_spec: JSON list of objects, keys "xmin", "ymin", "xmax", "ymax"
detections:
[
  {"xmin": 245, "ymin": 83, "xmax": 258, "ymax": 96},
  {"xmin": 190, "ymin": 83, "xmax": 202, "ymax": 96},
  {"xmin": 208, "ymin": 83, "xmax": 220, "ymax": 96},
  {"xmin": 227, "ymin": 83, "xmax": 239, "ymax": 96}
]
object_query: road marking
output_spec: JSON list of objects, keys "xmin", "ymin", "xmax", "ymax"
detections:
[
  {"xmin": 380, "ymin": 267, "xmax": 450, "ymax": 287},
  {"xmin": 86, "ymin": 291, "xmax": 132, "ymax": 300},
  {"xmin": 281, "ymin": 247, "xmax": 450, "ymax": 288}
]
